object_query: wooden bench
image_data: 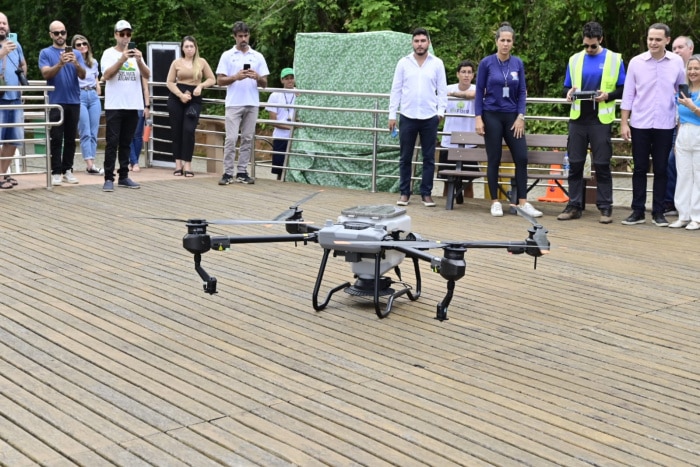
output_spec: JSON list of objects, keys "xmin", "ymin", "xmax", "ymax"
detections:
[{"xmin": 438, "ymin": 132, "xmax": 589, "ymax": 211}]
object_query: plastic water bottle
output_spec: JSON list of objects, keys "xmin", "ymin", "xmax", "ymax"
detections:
[
  {"xmin": 390, "ymin": 127, "xmax": 399, "ymax": 138},
  {"xmin": 142, "ymin": 119, "xmax": 152, "ymax": 143},
  {"xmin": 562, "ymin": 152, "xmax": 570, "ymax": 178}
]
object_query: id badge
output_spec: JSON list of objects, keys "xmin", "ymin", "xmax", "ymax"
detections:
[{"xmin": 502, "ymin": 86, "xmax": 510, "ymax": 98}]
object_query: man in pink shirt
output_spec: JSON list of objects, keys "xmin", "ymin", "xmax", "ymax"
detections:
[{"xmin": 620, "ymin": 23, "xmax": 686, "ymax": 227}]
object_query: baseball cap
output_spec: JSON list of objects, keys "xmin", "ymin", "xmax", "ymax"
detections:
[
  {"xmin": 115, "ymin": 20, "xmax": 132, "ymax": 32},
  {"xmin": 280, "ymin": 68, "xmax": 294, "ymax": 79}
]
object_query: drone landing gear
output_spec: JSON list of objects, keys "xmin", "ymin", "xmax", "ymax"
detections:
[
  {"xmin": 435, "ymin": 279, "xmax": 455, "ymax": 322},
  {"xmin": 312, "ymin": 249, "xmax": 422, "ymax": 319}
]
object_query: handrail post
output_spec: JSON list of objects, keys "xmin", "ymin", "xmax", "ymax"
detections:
[{"xmin": 370, "ymin": 98, "xmax": 379, "ymax": 193}]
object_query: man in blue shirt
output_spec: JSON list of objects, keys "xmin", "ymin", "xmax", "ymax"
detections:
[
  {"xmin": 0, "ymin": 12, "xmax": 28, "ymax": 189},
  {"xmin": 560, "ymin": 21, "xmax": 625, "ymax": 224},
  {"xmin": 39, "ymin": 20, "xmax": 86, "ymax": 186}
]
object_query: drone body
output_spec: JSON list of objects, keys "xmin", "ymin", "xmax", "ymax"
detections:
[{"xmin": 180, "ymin": 196, "xmax": 549, "ymax": 321}]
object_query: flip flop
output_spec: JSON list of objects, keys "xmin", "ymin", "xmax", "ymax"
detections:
[
  {"xmin": 184, "ymin": 171, "xmax": 194, "ymax": 177},
  {"xmin": 173, "ymin": 169, "xmax": 183, "ymax": 176},
  {"xmin": 4, "ymin": 175, "xmax": 18, "ymax": 186},
  {"xmin": 0, "ymin": 179, "xmax": 13, "ymax": 189}
]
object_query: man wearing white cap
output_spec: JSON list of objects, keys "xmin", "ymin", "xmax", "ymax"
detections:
[{"xmin": 100, "ymin": 19, "xmax": 151, "ymax": 192}]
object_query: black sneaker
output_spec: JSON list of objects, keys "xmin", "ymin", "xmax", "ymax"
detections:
[
  {"xmin": 218, "ymin": 173, "xmax": 234, "ymax": 185},
  {"xmin": 621, "ymin": 211, "xmax": 645, "ymax": 225},
  {"xmin": 599, "ymin": 208, "xmax": 613, "ymax": 224},
  {"xmin": 557, "ymin": 205, "xmax": 582, "ymax": 221},
  {"xmin": 652, "ymin": 213, "xmax": 669, "ymax": 227},
  {"xmin": 236, "ymin": 173, "xmax": 255, "ymax": 184}
]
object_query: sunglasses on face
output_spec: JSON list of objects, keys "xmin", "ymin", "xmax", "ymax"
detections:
[
  {"xmin": 584, "ymin": 44, "xmax": 599, "ymax": 50},
  {"xmin": 117, "ymin": 31, "xmax": 132, "ymax": 38},
  {"xmin": 74, "ymin": 42, "xmax": 88, "ymax": 48},
  {"xmin": 51, "ymin": 30, "xmax": 67, "ymax": 36}
]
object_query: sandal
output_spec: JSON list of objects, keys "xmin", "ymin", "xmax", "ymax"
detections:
[
  {"xmin": 173, "ymin": 169, "xmax": 183, "ymax": 176},
  {"xmin": 184, "ymin": 171, "xmax": 194, "ymax": 177},
  {"xmin": 0, "ymin": 179, "xmax": 13, "ymax": 189},
  {"xmin": 4, "ymin": 175, "xmax": 18, "ymax": 186}
]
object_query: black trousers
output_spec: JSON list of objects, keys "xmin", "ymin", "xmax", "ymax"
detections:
[
  {"xmin": 104, "ymin": 109, "xmax": 139, "ymax": 181},
  {"xmin": 49, "ymin": 104, "xmax": 80, "ymax": 175},
  {"xmin": 167, "ymin": 84, "xmax": 201, "ymax": 162}
]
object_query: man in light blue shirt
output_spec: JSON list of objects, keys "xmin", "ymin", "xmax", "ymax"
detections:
[
  {"xmin": 389, "ymin": 28, "xmax": 447, "ymax": 207},
  {"xmin": 620, "ymin": 23, "xmax": 686, "ymax": 227}
]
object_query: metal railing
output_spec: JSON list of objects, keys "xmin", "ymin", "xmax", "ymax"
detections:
[{"xmin": 1, "ymin": 83, "xmax": 63, "ymax": 188}]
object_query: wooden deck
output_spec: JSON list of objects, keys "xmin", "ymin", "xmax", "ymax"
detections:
[{"xmin": 1, "ymin": 169, "xmax": 699, "ymax": 466}]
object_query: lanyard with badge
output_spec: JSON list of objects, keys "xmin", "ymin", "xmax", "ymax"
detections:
[{"xmin": 498, "ymin": 57, "xmax": 511, "ymax": 98}]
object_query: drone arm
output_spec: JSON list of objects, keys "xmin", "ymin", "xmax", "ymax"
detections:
[{"xmin": 209, "ymin": 232, "xmax": 319, "ymax": 250}]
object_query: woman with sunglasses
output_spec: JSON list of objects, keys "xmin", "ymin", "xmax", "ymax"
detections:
[
  {"xmin": 72, "ymin": 34, "xmax": 103, "ymax": 174},
  {"xmin": 166, "ymin": 36, "xmax": 215, "ymax": 177}
]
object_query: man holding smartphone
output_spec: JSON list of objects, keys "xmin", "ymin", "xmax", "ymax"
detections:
[
  {"xmin": 39, "ymin": 20, "xmax": 86, "ymax": 186},
  {"xmin": 100, "ymin": 19, "xmax": 151, "ymax": 192},
  {"xmin": 216, "ymin": 21, "xmax": 269, "ymax": 185}
]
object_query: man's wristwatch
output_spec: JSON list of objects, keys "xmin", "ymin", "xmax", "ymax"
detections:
[{"xmin": 517, "ymin": 114, "xmax": 525, "ymax": 121}]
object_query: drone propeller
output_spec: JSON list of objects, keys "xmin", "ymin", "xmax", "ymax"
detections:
[
  {"xmin": 145, "ymin": 217, "xmax": 311, "ymax": 226},
  {"xmin": 273, "ymin": 190, "xmax": 324, "ymax": 221},
  {"xmin": 512, "ymin": 204, "xmax": 541, "ymax": 227}
]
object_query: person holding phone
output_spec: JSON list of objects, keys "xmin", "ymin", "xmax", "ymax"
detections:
[
  {"xmin": 100, "ymin": 19, "xmax": 151, "ymax": 192},
  {"xmin": 72, "ymin": 34, "xmax": 103, "ymax": 175},
  {"xmin": 216, "ymin": 21, "xmax": 269, "ymax": 185},
  {"xmin": 166, "ymin": 35, "xmax": 216, "ymax": 177},
  {"xmin": 670, "ymin": 55, "xmax": 700, "ymax": 229},
  {"xmin": 0, "ymin": 12, "xmax": 28, "ymax": 189},
  {"xmin": 39, "ymin": 20, "xmax": 87, "ymax": 186}
]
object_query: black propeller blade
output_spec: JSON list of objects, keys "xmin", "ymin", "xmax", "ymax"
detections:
[{"xmin": 273, "ymin": 190, "xmax": 324, "ymax": 221}]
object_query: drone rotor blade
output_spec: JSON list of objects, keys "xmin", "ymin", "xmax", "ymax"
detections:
[
  {"xmin": 512, "ymin": 205, "xmax": 541, "ymax": 226},
  {"xmin": 273, "ymin": 190, "xmax": 324, "ymax": 220},
  {"xmin": 532, "ymin": 227, "xmax": 551, "ymax": 253}
]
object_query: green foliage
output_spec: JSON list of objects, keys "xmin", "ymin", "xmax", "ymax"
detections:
[{"xmin": 5, "ymin": 0, "xmax": 700, "ymax": 114}]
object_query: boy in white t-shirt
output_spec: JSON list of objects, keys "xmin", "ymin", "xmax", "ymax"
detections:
[{"xmin": 440, "ymin": 60, "xmax": 477, "ymax": 202}]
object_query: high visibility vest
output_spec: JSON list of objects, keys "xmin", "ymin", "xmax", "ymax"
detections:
[{"xmin": 569, "ymin": 49, "xmax": 621, "ymax": 123}]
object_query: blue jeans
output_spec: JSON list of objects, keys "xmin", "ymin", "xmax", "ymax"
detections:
[
  {"xmin": 665, "ymin": 127, "xmax": 678, "ymax": 208},
  {"xmin": 398, "ymin": 115, "xmax": 438, "ymax": 197},
  {"xmin": 129, "ymin": 110, "xmax": 144, "ymax": 166},
  {"xmin": 78, "ymin": 89, "xmax": 101, "ymax": 160}
]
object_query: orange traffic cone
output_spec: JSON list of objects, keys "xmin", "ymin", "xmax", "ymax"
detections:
[{"xmin": 537, "ymin": 164, "xmax": 569, "ymax": 203}]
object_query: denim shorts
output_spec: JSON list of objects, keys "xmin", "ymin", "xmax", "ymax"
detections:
[{"xmin": 0, "ymin": 99, "xmax": 24, "ymax": 145}]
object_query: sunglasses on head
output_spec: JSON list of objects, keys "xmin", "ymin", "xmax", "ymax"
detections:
[
  {"xmin": 74, "ymin": 42, "xmax": 88, "ymax": 48},
  {"xmin": 51, "ymin": 30, "xmax": 67, "ymax": 36},
  {"xmin": 584, "ymin": 44, "xmax": 599, "ymax": 50},
  {"xmin": 117, "ymin": 31, "xmax": 132, "ymax": 38}
]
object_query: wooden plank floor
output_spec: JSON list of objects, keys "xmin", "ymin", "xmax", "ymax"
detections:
[{"xmin": 1, "ymin": 170, "xmax": 699, "ymax": 466}]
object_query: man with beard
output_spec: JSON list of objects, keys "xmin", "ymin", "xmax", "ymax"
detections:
[
  {"xmin": 389, "ymin": 28, "xmax": 448, "ymax": 207},
  {"xmin": 0, "ymin": 12, "xmax": 28, "ymax": 189},
  {"xmin": 216, "ymin": 21, "xmax": 269, "ymax": 185},
  {"xmin": 39, "ymin": 20, "xmax": 86, "ymax": 186}
]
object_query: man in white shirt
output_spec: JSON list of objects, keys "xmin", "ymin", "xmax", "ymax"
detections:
[
  {"xmin": 100, "ymin": 20, "xmax": 151, "ymax": 192},
  {"xmin": 389, "ymin": 28, "xmax": 448, "ymax": 207},
  {"xmin": 216, "ymin": 21, "xmax": 269, "ymax": 185}
]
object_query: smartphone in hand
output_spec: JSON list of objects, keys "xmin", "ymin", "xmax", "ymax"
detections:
[
  {"xmin": 128, "ymin": 42, "xmax": 137, "ymax": 50},
  {"xmin": 64, "ymin": 46, "xmax": 72, "ymax": 54},
  {"xmin": 679, "ymin": 84, "xmax": 690, "ymax": 98},
  {"xmin": 243, "ymin": 63, "xmax": 250, "ymax": 70}
]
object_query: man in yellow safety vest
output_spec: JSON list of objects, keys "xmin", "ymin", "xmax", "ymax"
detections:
[{"xmin": 559, "ymin": 21, "xmax": 626, "ymax": 224}]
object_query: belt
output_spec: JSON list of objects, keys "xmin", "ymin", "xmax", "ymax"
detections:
[{"xmin": 81, "ymin": 86, "xmax": 96, "ymax": 91}]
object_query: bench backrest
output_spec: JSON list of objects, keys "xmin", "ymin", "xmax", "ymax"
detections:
[{"xmin": 447, "ymin": 132, "xmax": 568, "ymax": 166}]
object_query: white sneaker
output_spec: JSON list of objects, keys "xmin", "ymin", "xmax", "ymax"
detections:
[
  {"xmin": 51, "ymin": 174, "xmax": 62, "ymax": 186},
  {"xmin": 686, "ymin": 221, "xmax": 700, "ymax": 230},
  {"xmin": 62, "ymin": 169, "xmax": 79, "ymax": 184},
  {"xmin": 519, "ymin": 202, "xmax": 543, "ymax": 218},
  {"xmin": 669, "ymin": 219, "xmax": 689, "ymax": 228},
  {"xmin": 490, "ymin": 202, "xmax": 503, "ymax": 217}
]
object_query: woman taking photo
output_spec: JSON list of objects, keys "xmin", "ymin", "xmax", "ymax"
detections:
[
  {"xmin": 166, "ymin": 36, "xmax": 216, "ymax": 176},
  {"xmin": 72, "ymin": 34, "xmax": 103, "ymax": 174},
  {"xmin": 475, "ymin": 22, "xmax": 542, "ymax": 218},
  {"xmin": 671, "ymin": 55, "xmax": 700, "ymax": 230}
]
